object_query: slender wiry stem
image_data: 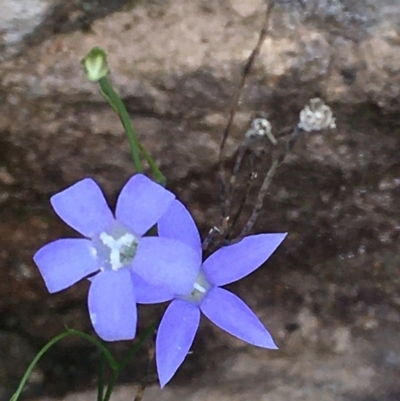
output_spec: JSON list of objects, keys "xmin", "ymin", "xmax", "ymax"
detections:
[
  {"xmin": 134, "ymin": 343, "xmax": 155, "ymax": 401},
  {"xmin": 237, "ymin": 127, "xmax": 302, "ymax": 240},
  {"xmin": 223, "ymin": 141, "xmax": 248, "ymax": 231},
  {"xmin": 99, "ymin": 77, "xmax": 167, "ymax": 185},
  {"xmin": 230, "ymin": 169, "xmax": 257, "ymax": 233},
  {"xmin": 99, "ymin": 77, "xmax": 144, "ymax": 174},
  {"xmin": 203, "ymin": 1, "xmax": 277, "ymax": 252},
  {"xmin": 238, "ymin": 157, "xmax": 280, "ymax": 238},
  {"xmin": 218, "ymin": 1, "xmax": 276, "ymax": 218}
]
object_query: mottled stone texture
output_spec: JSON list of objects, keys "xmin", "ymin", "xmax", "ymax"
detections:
[{"xmin": 0, "ymin": 1, "xmax": 400, "ymax": 400}]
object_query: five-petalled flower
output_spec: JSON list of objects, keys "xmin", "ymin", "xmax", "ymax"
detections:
[
  {"xmin": 33, "ymin": 174, "xmax": 199, "ymax": 341},
  {"xmin": 155, "ymin": 200, "xmax": 287, "ymax": 387}
]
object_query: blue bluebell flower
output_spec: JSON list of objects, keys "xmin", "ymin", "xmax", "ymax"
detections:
[
  {"xmin": 155, "ymin": 200, "xmax": 286, "ymax": 387},
  {"xmin": 33, "ymin": 174, "xmax": 199, "ymax": 341}
]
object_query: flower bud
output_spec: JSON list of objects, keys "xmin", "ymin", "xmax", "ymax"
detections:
[{"xmin": 81, "ymin": 47, "xmax": 109, "ymax": 82}]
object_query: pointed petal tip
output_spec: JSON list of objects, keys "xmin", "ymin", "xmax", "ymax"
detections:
[
  {"xmin": 249, "ymin": 331, "xmax": 279, "ymax": 350},
  {"xmin": 203, "ymin": 232, "xmax": 288, "ymax": 287},
  {"xmin": 263, "ymin": 232, "xmax": 288, "ymax": 245},
  {"xmin": 277, "ymin": 232, "xmax": 288, "ymax": 242},
  {"xmin": 156, "ymin": 301, "xmax": 200, "ymax": 390},
  {"xmin": 158, "ymin": 374, "xmax": 170, "ymax": 389},
  {"xmin": 201, "ymin": 287, "xmax": 279, "ymax": 349},
  {"xmin": 257, "ymin": 336, "xmax": 279, "ymax": 350}
]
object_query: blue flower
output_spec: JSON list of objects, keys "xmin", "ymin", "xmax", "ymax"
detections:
[
  {"xmin": 155, "ymin": 200, "xmax": 287, "ymax": 387},
  {"xmin": 33, "ymin": 174, "xmax": 199, "ymax": 341}
]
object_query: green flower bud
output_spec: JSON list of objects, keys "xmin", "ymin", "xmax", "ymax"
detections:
[{"xmin": 81, "ymin": 47, "xmax": 109, "ymax": 82}]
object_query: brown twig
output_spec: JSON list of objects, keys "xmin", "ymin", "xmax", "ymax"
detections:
[
  {"xmin": 230, "ymin": 170, "xmax": 258, "ymax": 233},
  {"xmin": 218, "ymin": 1, "xmax": 276, "ymax": 219},
  {"xmin": 237, "ymin": 127, "xmax": 301, "ymax": 240},
  {"xmin": 223, "ymin": 141, "xmax": 248, "ymax": 230},
  {"xmin": 202, "ymin": 216, "xmax": 230, "ymax": 253},
  {"xmin": 133, "ymin": 342, "xmax": 155, "ymax": 401},
  {"xmin": 238, "ymin": 156, "xmax": 280, "ymax": 239}
]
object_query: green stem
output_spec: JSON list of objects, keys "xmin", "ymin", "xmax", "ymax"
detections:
[
  {"xmin": 98, "ymin": 77, "xmax": 144, "ymax": 173},
  {"xmin": 67, "ymin": 329, "xmax": 119, "ymax": 371},
  {"xmin": 97, "ymin": 352, "xmax": 106, "ymax": 401},
  {"xmin": 82, "ymin": 47, "xmax": 166, "ymax": 184},
  {"xmin": 119, "ymin": 320, "xmax": 158, "ymax": 371},
  {"xmin": 102, "ymin": 320, "xmax": 158, "ymax": 401},
  {"xmin": 102, "ymin": 370, "xmax": 119, "ymax": 401},
  {"xmin": 10, "ymin": 329, "xmax": 118, "ymax": 401},
  {"xmin": 137, "ymin": 142, "xmax": 166, "ymax": 186},
  {"xmin": 98, "ymin": 77, "xmax": 167, "ymax": 186}
]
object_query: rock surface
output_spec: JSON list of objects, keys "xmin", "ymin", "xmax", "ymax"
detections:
[{"xmin": 0, "ymin": 0, "xmax": 400, "ymax": 400}]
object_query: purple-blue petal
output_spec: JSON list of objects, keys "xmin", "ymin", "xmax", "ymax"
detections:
[
  {"xmin": 156, "ymin": 299, "xmax": 200, "ymax": 388},
  {"xmin": 116, "ymin": 174, "xmax": 175, "ymax": 236},
  {"xmin": 157, "ymin": 199, "xmax": 202, "ymax": 261},
  {"xmin": 200, "ymin": 287, "xmax": 277, "ymax": 349},
  {"xmin": 130, "ymin": 271, "xmax": 174, "ymax": 304},
  {"xmin": 51, "ymin": 178, "xmax": 114, "ymax": 238},
  {"xmin": 88, "ymin": 269, "xmax": 137, "ymax": 341},
  {"xmin": 33, "ymin": 239, "xmax": 98, "ymax": 293},
  {"xmin": 203, "ymin": 233, "xmax": 287, "ymax": 286},
  {"xmin": 132, "ymin": 237, "xmax": 200, "ymax": 295}
]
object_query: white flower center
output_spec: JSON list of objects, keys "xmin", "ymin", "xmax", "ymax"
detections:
[
  {"xmin": 91, "ymin": 222, "xmax": 139, "ymax": 271},
  {"xmin": 180, "ymin": 270, "xmax": 212, "ymax": 304}
]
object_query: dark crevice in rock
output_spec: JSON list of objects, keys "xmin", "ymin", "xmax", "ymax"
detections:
[{"xmin": 26, "ymin": 0, "xmax": 137, "ymax": 45}]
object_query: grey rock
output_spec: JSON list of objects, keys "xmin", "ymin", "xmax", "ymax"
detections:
[{"xmin": 0, "ymin": 0, "xmax": 52, "ymax": 61}]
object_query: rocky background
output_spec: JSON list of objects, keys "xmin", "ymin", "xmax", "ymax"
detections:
[{"xmin": 1, "ymin": 0, "xmax": 400, "ymax": 400}]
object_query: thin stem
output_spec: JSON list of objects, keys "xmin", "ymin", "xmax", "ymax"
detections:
[
  {"xmin": 230, "ymin": 170, "xmax": 257, "ymax": 233},
  {"xmin": 218, "ymin": 1, "xmax": 275, "ymax": 218},
  {"xmin": 238, "ymin": 157, "xmax": 280, "ymax": 239},
  {"xmin": 102, "ymin": 320, "xmax": 158, "ymax": 401},
  {"xmin": 237, "ymin": 127, "xmax": 301, "ymax": 240},
  {"xmin": 137, "ymin": 141, "xmax": 166, "ymax": 186},
  {"xmin": 134, "ymin": 385, "xmax": 146, "ymax": 401},
  {"xmin": 67, "ymin": 329, "xmax": 119, "ymax": 371},
  {"xmin": 10, "ymin": 329, "xmax": 118, "ymax": 401},
  {"xmin": 97, "ymin": 352, "xmax": 106, "ymax": 401},
  {"xmin": 98, "ymin": 76, "xmax": 144, "ymax": 174},
  {"xmin": 202, "ymin": 226, "xmax": 223, "ymax": 252},
  {"xmin": 134, "ymin": 342, "xmax": 155, "ymax": 401},
  {"xmin": 102, "ymin": 370, "xmax": 119, "ymax": 401},
  {"xmin": 224, "ymin": 142, "xmax": 248, "ymax": 229},
  {"xmin": 202, "ymin": 215, "xmax": 230, "ymax": 253},
  {"xmin": 119, "ymin": 320, "xmax": 158, "ymax": 371}
]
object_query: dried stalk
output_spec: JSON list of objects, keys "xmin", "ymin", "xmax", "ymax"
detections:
[
  {"xmin": 237, "ymin": 127, "xmax": 301, "ymax": 240},
  {"xmin": 218, "ymin": 1, "xmax": 275, "ymax": 219},
  {"xmin": 133, "ymin": 343, "xmax": 155, "ymax": 401},
  {"xmin": 238, "ymin": 157, "xmax": 279, "ymax": 238},
  {"xmin": 230, "ymin": 170, "xmax": 258, "ymax": 232},
  {"xmin": 223, "ymin": 141, "xmax": 247, "ymax": 232}
]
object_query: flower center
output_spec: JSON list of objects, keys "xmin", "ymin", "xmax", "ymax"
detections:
[
  {"xmin": 91, "ymin": 222, "xmax": 139, "ymax": 271},
  {"xmin": 179, "ymin": 270, "xmax": 212, "ymax": 304}
]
